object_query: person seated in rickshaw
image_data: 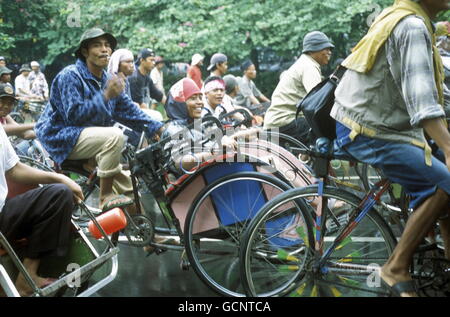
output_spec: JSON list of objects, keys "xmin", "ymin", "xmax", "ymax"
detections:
[
  {"xmin": 35, "ymin": 28, "xmax": 163, "ymax": 214},
  {"xmin": 162, "ymin": 78, "xmax": 244, "ymax": 172},
  {"xmin": 0, "ymin": 83, "xmax": 83, "ymax": 296}
]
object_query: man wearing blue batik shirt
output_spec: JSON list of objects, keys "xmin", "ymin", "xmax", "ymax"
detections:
[{"xmin": 36, "ymin": 28, "xmax": 163, "ymax": 212}]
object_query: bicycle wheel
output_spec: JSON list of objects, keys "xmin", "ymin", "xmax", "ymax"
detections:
[
  {"xmin": 240, "ymin": 185, "xmax": 397, "ymax": 297},
  {"xmin": 184, "ymin": 171, "xmax": 293, "ymax": 297}
]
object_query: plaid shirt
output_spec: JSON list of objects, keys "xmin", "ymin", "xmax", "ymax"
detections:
[
  {"xmin": 332, "ymin": 16, "xmax": 446, "ymax": 146},
  {"xmin": 386, "ymin": 16, "xmax": 444, "ymax": 126},
  {"xmin": 28, "ymin": 71, "xmax": 49, "ymax": 99}
]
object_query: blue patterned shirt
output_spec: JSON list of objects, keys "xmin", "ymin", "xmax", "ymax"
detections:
[{"xmin": 36, "ymin": 59, "xmax": 163, "ymax": 164}]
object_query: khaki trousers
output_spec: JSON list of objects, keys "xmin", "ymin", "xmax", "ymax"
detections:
[{"xmin": 67, "ymin": 127, "xmax": 133, "ymax": 195}]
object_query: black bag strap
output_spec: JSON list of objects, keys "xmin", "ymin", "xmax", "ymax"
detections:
[{"xmin": 330, "ymin": 64, "xmax": 347, "ymax": 83}]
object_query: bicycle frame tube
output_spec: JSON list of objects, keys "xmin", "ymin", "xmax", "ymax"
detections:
[{"xmin": 317, "ymin": 178, "xmax": 391, "ymax": 269}]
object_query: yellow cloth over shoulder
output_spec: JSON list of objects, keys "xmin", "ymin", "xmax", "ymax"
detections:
[{"xmin": 342, "ymin": 0, "xmax": 444, "ymax": 105}]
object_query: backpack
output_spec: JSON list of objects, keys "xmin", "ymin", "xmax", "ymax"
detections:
[{"xmin": 296, "ymin": 65, "xmax": 346, "ymax": 141}]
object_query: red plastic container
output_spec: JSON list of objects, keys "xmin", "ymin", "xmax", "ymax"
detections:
[{"xmin": 88, "ymin": 208, "xmax": 127, "ymax": 239}]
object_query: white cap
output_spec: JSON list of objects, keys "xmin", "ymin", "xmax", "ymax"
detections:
[
  {"xmin": 191, "ymin": 53, "xmax": 204, "ymax": 66},
  {"xmin": 30, "ymin": 61, "xmax": 40, "ymax": 67}
]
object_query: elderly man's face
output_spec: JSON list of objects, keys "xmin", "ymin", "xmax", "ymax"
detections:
[
  {"xmin": 0, "ymin": 61, "xmax": 5, "ymax": 67},
  {"xmin": 119, "ymin": 59, "xmax": 135, "ymax": 77},
  {"xmin": 82, "ymin": 36, "xmax": 112, "ymax": 69}
]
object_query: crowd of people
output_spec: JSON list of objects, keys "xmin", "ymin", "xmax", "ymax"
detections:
[{"xmin": 0, "ymin": 0, "xmax": 449, "ymax": 298}]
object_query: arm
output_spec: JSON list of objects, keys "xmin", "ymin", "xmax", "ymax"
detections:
[
  {"xmin": 393, "ymin": 17, "xmax": 445, "ymax": 127},
  {"xmin": 148, "ymin": 78, "xmax": 164, "ymax": 103},
  {"xmin": 112, "ymin": 92, "xmax": 163, "ymax": 138},
  {"xmin": 423, "ymin": 118, "xmax": 450, "ymax": 171},
  {"xmin": 2, "ymin": 115, "xmax": 36, "ymax": 138},
  {"xmin": 301, "ymin": 64, "xmax": 322, "ymax": 93},
  {"xmin": 258, "ymin": 94, "xmax": 270, "ymax": 103},
  {"xmin": 6, "ymin": 162, "xmax": 84, "ymax": 203}
]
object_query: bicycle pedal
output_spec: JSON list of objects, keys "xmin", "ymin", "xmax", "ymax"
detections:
[{"xmin": 155, "ymin": 248, "xmax": 168, "ymax": 255}]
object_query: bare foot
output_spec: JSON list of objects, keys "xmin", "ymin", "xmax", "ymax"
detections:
[
  {"xmin": 15, "ymin": 273, "xmax": 56, "ymax": 296},
  {"xmin": 380, "ymin": 266, "xmax": 418, "ymax": 297}
]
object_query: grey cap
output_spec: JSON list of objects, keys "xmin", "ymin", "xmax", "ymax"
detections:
[
  {"xmin": 207, "ymin": 53, "xmax": 227, "ymax": 71},
  {"xmin": 0, "ymin": 66, "xmax": 12, "ymax": 77},
  {"xmin": 223, "ymin": 74, "xmax": 238, "ymax": 95},
  {"xmin": 75, "ymin": 28, "xmax": 117, "ymax": 59},
  {"xmin": 302, "ymin": 31, "xmax": 334, "ymax": 54}
]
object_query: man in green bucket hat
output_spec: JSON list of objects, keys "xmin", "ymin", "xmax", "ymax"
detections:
[{"xmin": 36, "ymin": 27, "xmax": 164, "ymax": 214}]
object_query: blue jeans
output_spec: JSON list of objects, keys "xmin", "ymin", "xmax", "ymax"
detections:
[{"xmin": 334, "ymin": 123, "xmax": 450, "ymax": 210}]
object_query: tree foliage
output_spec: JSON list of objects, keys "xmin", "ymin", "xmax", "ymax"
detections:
[{"xmin": 0, "ymin": 0, "xmax": 448, "ymax": 82}]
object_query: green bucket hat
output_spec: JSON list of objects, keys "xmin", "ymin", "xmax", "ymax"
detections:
[
  {"xmin": 75, "ymin": 27, "xmax": 117, "ymax": 59},
  {"xmin": 0, "ymin": 66, "xmax": 12, "ymax": 77}
]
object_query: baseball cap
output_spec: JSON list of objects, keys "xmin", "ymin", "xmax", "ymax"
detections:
[
  {"xmin": 75, "ymin": 28, "xmax": 117, "ymax": 59},
  {"xmin": 191, "ymin": 53, "xmax": 204, "ymax": 66},
  {"xmin": 138, "ymin": 48, "xmax": 156, "ymax": 61},
  {"xmin": 0, "ymin": 83, "xmax": 17, "ymax": 100},
  {"xmin": 30, "ymin": 61, "xmax": 40, "ymax": 67},
  {"xmin": 0, "ymin": 66, "xmax": 12, "ymax": 77},
  {"xmin": 0, "ymin": 56, "xmax": 5, "ymax": 61},
  {"xmin": 207, "ymin": 53, "xmax": 227, "ymax": 71}
]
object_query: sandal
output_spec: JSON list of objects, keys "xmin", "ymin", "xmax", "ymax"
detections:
[
  {"xmin": 381, "ymin": 277, "xmax": 417, "ymax": 297},
  {"xmin": 101, "ymin": 194, "xmax": 134, "ymax": 213}
]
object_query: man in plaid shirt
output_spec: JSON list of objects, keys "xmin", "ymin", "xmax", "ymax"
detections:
[{"xmin": 331, "ymin": 0, "xmax": 450, "ymax": 296}]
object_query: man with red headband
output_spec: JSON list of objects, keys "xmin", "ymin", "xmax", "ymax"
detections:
[{"xmin": 201, "ymin": 76, "xmax": 228, "ymax": 118}]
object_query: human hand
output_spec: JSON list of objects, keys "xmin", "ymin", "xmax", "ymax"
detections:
[
  {"xmin": 104, "ymin": 73, "xmax": 126, "ymax": 100},
  {"xmin": 221, "ymin": 135, "xmax": 238, "ymax": 152},
  {"xmin": 59, "ymin": 174, "xmax": 84, "ymax": 204}
]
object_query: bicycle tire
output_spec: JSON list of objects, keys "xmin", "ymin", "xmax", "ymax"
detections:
[
  {"xmin": 184, "ymin": 171, "xmax": 293, "ymax": 297},
  {"xmin": 240, "ymin": 185, "xmax": 397, "ymax": 297}
]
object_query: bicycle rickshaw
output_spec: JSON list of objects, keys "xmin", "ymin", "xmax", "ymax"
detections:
[
  {"xmin": 56, "ymin": 116, "xmax": 317, "ymax": 297},
  {"xmin": 0, "ymin": 176, "xmax": 120, "ymax": 297}
]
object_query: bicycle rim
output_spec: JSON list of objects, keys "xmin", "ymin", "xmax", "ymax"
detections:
[
  {"xmin": 241, "ymin": 186, "xmax": 397, "ymax": 297},
  {"xmin": 184, "ymin": 171, "xmax": 292, "ymax": 297}
]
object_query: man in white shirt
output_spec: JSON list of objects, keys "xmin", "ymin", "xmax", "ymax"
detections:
[
  {"xmin": 14, "ymin": 64, "xmax": 34, "ymax": 100},
  {"xmin": 0, "ymin": 83, "xmax": 83, "ymax": 296}
]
